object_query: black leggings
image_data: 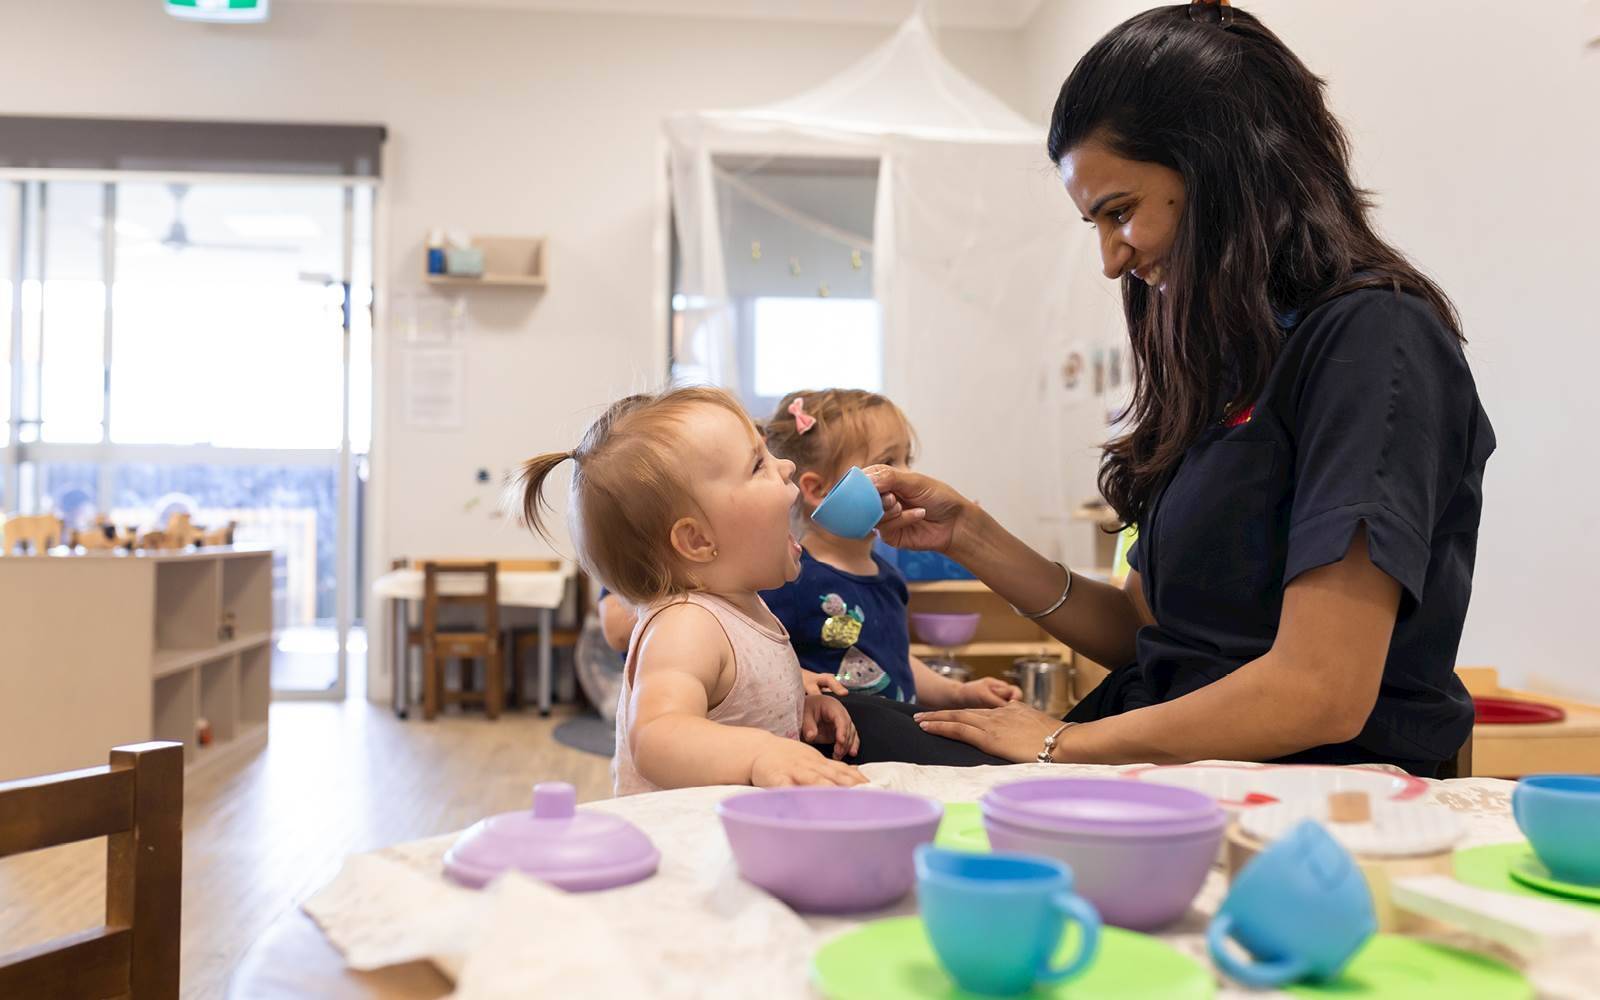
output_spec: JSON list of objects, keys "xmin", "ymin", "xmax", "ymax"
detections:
[
  {"xmin": 823, "ymin": 694, "xmax": 1010, "ymax": 767},
  {"xmin": 819, "ymin": 669, "xmax": 1140, "ymax": 768}
]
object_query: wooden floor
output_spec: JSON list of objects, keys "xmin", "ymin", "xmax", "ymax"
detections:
[{"xmin": 0, "ymin": 699, "xmax": 613, "ymax": 999}]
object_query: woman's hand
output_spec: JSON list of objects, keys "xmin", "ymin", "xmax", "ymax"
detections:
[
  {"xmin": 913, "ymin": 701, "xmax": 1065, "ymax": 763},
  {"xmin": 751, "ymin": 739, "xmax": 867, "ymax": 786},
  {"xmin": 866, "ymin": 466, "xmax": 977, "ymax": 555},
  {"xmin": 801, "ymin": 670, "xmax": 850, "ymax": 697},
  {"xmin": 802, "ymin": 694, "xmax": 861, "ymax": 760},
  {"xmin": 955, "ymin": 677, "xmax": 1023, "ymax": 708}
]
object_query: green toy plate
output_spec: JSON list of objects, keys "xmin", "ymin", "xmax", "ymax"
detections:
[
  {"xmin": 1455, "ymin": 842, "xmax": 1600, "ymax": 910},
  {"xmin": 934, "ymin": 802, "xmax": 989, "ymax": 853},
  {"xmin": 1284, "ymin": 934, "xmax": 1528, "ymax": 999},
  {"xmin": 811, "ymin": 915, "xmax": 1212, "ymax": 1000}
]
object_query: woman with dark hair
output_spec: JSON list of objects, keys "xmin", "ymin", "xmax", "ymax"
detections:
[{"xmin": 862, "ymin": 1, "xmax": 1495, "ymax": 777}]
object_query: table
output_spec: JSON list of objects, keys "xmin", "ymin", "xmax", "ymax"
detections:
[
  {"xmin": 227, "ymin": 762, "xmax": 1541, "ymax": 1000},
  {"xmin": 1459, "ymin": 667, "xmax": 1600, "ymax": 777},
  {"xmin": 372, "ymin": 564, "xmax": 573, "ymax": 718}
]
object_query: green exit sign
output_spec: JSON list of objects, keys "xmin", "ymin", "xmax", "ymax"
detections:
[{"xmin": 165, "ymin": 0, "xmax": 269, "ymax": 22}]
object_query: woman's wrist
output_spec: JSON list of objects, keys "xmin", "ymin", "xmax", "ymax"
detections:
[{"xmin": 945, "ymin": 500, "xmax": 999, "ymax": 566}]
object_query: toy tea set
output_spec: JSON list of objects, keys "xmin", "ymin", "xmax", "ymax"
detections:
[
  {"xmin": 437, "ymin": 478, "xmax": 1599, "ymax": 996},
  {"xmin": 434, "ymin": 768, "xmax": 1600, "ymax": 997}
]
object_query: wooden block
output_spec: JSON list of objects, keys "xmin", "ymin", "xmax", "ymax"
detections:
[
  {"xmin": 1329, "ymin": 791, "xmax": 1373, "ymax": 824},
  {"xmin": 1391, "ymin": 875, "xmax": 1600, "ymax": 957}
]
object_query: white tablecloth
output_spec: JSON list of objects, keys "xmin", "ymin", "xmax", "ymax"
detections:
[
  {"xmin": 371, "ymin": 566, "xmax": 572, "ymax": 610},
  {"xmin": 299, "ymin": 761, "xmax": 1600, "ymax": 1000}
]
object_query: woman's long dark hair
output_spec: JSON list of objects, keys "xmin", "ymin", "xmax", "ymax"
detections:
[{"xmin": 1048, "ymin": 4, "xmax": 1462, "ymax": 529}]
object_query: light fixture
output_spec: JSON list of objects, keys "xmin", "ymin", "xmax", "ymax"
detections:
[{"xmin": 165, "ymin": 0, "xmax": 269, "ymax": 24}]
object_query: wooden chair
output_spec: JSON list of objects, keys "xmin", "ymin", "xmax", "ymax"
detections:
[
  {"xmin": 509, "ymin": 569, "xmax": 590, "ymax": 710},
  {"xmin": 0, "ymin": 742, "xmax": 183, "ymax": 999},
  {"xmin": 420, "ymin": 561, "xmax": 504, "ymax": 721}
]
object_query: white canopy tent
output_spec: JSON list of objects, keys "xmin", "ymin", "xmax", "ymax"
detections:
[{"xmin": 664, "ymin": 10, "xmax": 1117, "ymax": 555}]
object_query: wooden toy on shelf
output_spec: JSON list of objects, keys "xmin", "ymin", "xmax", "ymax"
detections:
[
  {"xmin": 163, "ymin": 512, "xmax": 203, "ymax": 548},
  {"xmin": 135, "ymin": 530, "xmax": 179, "ymax": 552},
  {"xmin": 71, "ymin": 517, "xmax": 136, "ymax": 552},
  {"xmin": 200, "ymin": 520, "xmax": 237, "ymax": 547},
  {"xmin": 132, "ymin": 512, "xmax": 237, "ymax": 552},
  {"xmin": 1, "ymin": 514, "xmax": 65, "ymax": 556}
]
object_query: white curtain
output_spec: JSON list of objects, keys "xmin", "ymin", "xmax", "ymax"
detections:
[{"xmin": 663, "ymin": 11, "xmax": 1117, "ymax": 551}]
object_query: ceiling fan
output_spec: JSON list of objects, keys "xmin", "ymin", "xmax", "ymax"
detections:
[{"xmin": 155, "ymin": 183, "xmax": 296, "ymax": 254}]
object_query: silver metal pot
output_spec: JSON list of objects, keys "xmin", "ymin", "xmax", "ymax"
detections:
[
  {"xmin": 924, "ymin": 657, "xmax": 972, "ymax": 684},
  {"xmin": 1007, "ymin": 654, "xmax": 1076, "ymax": 717}
]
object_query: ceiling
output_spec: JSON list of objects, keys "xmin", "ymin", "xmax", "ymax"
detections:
[{"xmin": 285, "ymin": 0, "xmax": 1047, "ymax": 31}]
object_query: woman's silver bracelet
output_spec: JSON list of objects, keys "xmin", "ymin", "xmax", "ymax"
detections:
[
  {"xmin": 1037, "ymin": 722, "xmax": 1076, "ymax": 763},
  {"xmin": 1011, "ymin": 561, "xmax": 1073, "ymax": 620}
]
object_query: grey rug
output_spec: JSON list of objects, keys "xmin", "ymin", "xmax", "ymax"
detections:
[{"xmin": 552, "ymin": 712, "xmax": 615, "ymax": 758}]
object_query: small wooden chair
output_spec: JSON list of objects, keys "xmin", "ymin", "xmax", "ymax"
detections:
[
  {"xmin": 420, "ymin": 561, "xmax": 504, "ymax": 721},
  {"xmin": 0, "ymin": 741, "xmax": 183, "ymax": 999}
]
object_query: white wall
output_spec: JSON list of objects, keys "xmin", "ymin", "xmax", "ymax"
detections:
[
  {"xmin": 1020, "ymin": 1, "xmax": 1600, "ymax": 700},
  {"xmin": 2, "ymin": 1, "xmax": 1028, "ymax": 698}
]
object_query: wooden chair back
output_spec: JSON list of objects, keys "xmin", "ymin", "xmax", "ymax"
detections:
[
  {"xmin": 0, "ymin": 742, "xmax": 183, "ymax": 999},
  {"xmin": 421, "ymin": 561, "xmax": 503, "ymax": 719}
]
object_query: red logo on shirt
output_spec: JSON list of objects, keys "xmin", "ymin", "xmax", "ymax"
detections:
[{"xmin": 1224, "ymin": 405, "xmax": 1254, "ymax": 428}]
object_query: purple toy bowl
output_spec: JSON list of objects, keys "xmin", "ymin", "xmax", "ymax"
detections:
[
  {"xmin": 717, "ymin": 787, "xmax": 943, "ymax": 913},
  {"xmin": 979, "ymin": 778, "xmax": 1226, "ymax": 931},
  {"xmin": 911, "ymin": 612, "xmax": 981, "ymax": 648},
  {"xmin": 983, "ymin": 777, "xmax": 1223, "ymax": 834}
]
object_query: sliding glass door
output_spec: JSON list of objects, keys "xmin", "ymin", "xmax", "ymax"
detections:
[{"xmin": 1, "ymin": 172, "xmax": 374, "ymax": 699}]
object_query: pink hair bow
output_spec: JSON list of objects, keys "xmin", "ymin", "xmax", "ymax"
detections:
[{"xmin": 788, "ymin": 397, "xmax": 817, "ymax": 435}]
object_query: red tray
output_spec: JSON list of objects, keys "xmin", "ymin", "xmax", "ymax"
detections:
[{"xmin": 1474, "ymin": 695, "xmax": 1566, "ymax": 724}]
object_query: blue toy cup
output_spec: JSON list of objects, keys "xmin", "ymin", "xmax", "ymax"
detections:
[
  {"xmin": 1514, "ymin": 774, "xmax": 1600, "ymax": 885},
  {"xmin": 1208, "ymin": 820, "xmax": 1375, "ymax": 988},
  {"xmin": 915, "ymin": 844, "xmax": 1101, "ymax": 996},
  {"xmin": 810, "ymin": 466, "xmax": 884, "ymax": 540}
]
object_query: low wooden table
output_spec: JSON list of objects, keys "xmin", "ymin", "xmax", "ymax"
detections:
[
  {"xmin": 373, "ymin": 562, "xmax": 574, "ymax": 718},
  {"xmin": 1460, "ymin": 667, "xmax": 1600, "ymax": 777}
]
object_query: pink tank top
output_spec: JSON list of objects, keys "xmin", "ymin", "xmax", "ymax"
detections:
[{"xmin": 612, "ymin": 592, "xmax": 805, "ymax": 796}]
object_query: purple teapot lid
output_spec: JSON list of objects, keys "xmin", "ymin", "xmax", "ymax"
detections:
[{"xmin": 442, "ymin": 782, "xmax": 660, "ymax": 891}]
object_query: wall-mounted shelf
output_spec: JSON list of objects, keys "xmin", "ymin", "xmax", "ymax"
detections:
[{"xmin": 424, "ymin": 235, "xmax": 547, "ymax": 289}]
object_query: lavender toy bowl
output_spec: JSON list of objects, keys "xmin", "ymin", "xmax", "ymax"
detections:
[
  {"xmin": 911, "ymin": 612, "xmax": 981, "ymax": 648},
  {"xmin": 717, "ymin": 787, "xmax": 943, "ymax": 913},
  {"xmin": 980, "ymin": 778, "xmax": 1225, "ymax": 931}
]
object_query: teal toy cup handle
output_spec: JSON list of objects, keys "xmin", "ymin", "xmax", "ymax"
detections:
[
  {"xmin": 1207, "ymin": 913, "xmax": 1309, "ymax": 988},
  {"xmin": 1037, "ymin": 891, "xmax": 1101, "ymax": 985}
]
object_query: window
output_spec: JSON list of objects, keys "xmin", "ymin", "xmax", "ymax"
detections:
[
  {"xmin": 751, "ymin": 297, "xmax": 882, "ymax": 399},
  {"xmin": 669, "ymin": 157, "xmax": 881, "ymax": 415}
]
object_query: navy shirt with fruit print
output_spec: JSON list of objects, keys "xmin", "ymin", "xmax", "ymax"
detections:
[{"xmin": 761, "ymin": 549, "xmax": 914, "ymax": 703}]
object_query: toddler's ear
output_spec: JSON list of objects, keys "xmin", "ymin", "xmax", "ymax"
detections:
[
  {"xmin": 797, "ymin": 470, "xmax": 830, "ymax": 508},
  {"xmin": 668, "ymin": 516, "xmax": 717, "ymax": 564}
]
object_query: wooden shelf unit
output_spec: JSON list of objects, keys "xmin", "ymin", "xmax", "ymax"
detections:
[
  {"xmin": 906, "ymin": 579, "xmax": 1108, "ymax": 701},
  {"xmin": 0, "ymin": 546, "xmax": 274, "ymax": 781}
]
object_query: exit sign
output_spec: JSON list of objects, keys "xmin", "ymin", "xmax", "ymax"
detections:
[{"xmin": 165, "ymin": 0, "xmax": 269, "ymax": 22}]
